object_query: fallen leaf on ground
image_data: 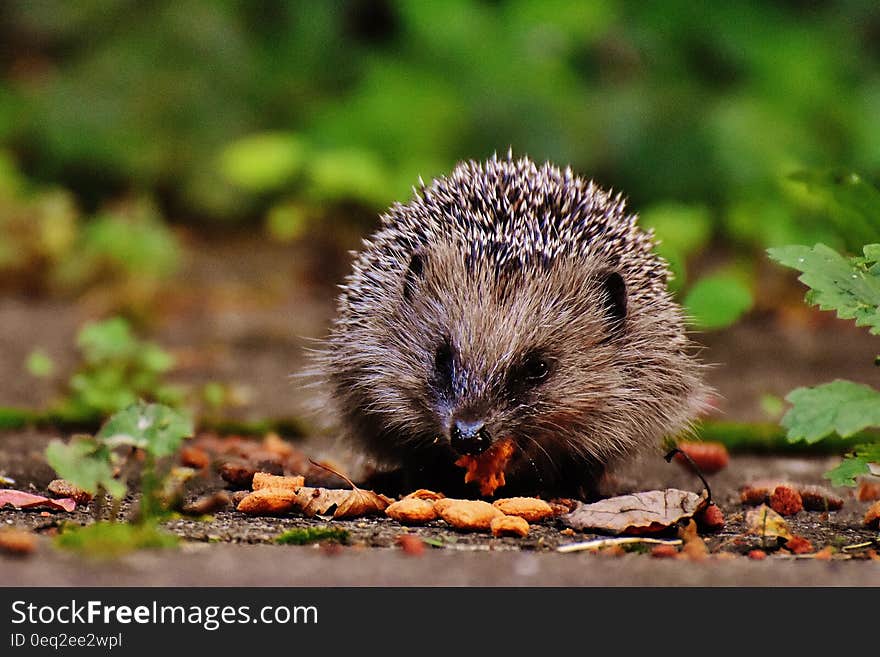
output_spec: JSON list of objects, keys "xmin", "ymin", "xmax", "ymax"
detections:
[
  {"xmin": 492, "ymin": 497, "xmax": 554, "ymax": 521},
  {"xmin": 561, "ymin": 488, "xmax": 708, "ymax": 535},
  {"xmin": 0, "ymin": 489, "xmax": 76, "ymax": 512},
  {"xmin": 386, "ymin": 498, "xmax": 437, "ymax": 524},
  {"xmin": 293, "ymin": 487, "xmax": 351, "ymax": 516},
  {"xmin": 454, "ymin": 438, "xmax": 516, "ymax": 496},
  {"xmin": 299, "ymin": 459, "xmax": 391, "ymax": 519},
  {"xmin": 0, "ymin": 528, "xmax": 37, "ymax": 555},
  {"xmin": 252, "ymin": 472, "xmax": 305, "ymax": 492},
  {"xmin": 674, "ymin": 441, "xmax": 729, "ymax": 474},
  {"xmin": 745, "ymin": 504, "xmax": 792, "ymax": 540},
  {"xmin": 47, "ymin": 479, "xmax": 93, "ymax": 504},
  {"xmin": 490, "ymin": 515, "xmax": 530, "ymax": 537},
  {"xmin": 437, "ymin": 499, "xmax": 504, "ymax": 531},
  {"xmin": 333, "ymin": 487, "xmax": 391, "ymax": 519}
]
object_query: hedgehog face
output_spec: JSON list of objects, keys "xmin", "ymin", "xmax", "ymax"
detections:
[{"xmin": 384, "ymin": 242, "xmax": 643, "ymax": 478}]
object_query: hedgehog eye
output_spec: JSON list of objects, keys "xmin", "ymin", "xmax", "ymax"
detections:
[
  {"xmin": 433, "ymin": 340, "xmax": 455, "ymax": 385},
  {"xmin": 517, "ymin": 352, "xmax": 552, "ymax": 386}
]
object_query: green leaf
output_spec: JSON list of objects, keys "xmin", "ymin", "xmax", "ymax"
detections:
[
  {"xmin": 97, "ymin": 402, "xmax": 193, "ymax": 458},
  {"xmin": 77, "ymin": 317, "xmax": 136, "ymax": 363},
  {"xmin": 26, "ymin": 349, "xmax": 54, "ymax": 378},
  {"xmin": 824, "ymin": 456, "xmax": 871, "ymax": 487},
  {"xmin": 683, "ymin": 273, "xmax": 753, "ymax": 330},
  {"xmin": 768, "ymin": 243, "xmax": 880, "ymax": 334},
  {"xmin": 782, "ymin": 380, "xmax": 880, "ymax": 443},
  {"xmin": 45, "ymin": 435, "xmax": 126, "ymax": 498}
]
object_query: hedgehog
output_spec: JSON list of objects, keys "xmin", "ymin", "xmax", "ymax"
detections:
[{"xmin": 312, "ymin": 153, "xmax": 707, "ymax": 499}]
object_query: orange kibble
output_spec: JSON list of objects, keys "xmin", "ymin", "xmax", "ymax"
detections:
[
  {"xmin": 785, "ymin": 536, "xmax": 813, "ymax": 555},
  {"xmin": 769, "ymin": 486, "xmax": 803, "ymax": 516},
  {"xmin": 697, "ymin": 503, "xmax": 724, "ymax": 530},
  {"xmin": 386, "ymin": 498, "xmax": 437, "ymax": 524},
  {"xmin": 674, "ymin": 442, "xmax": 729, "ymax": 474},
  {"xmin": 396, "ymin": 534, "xmax": 426, "ymax": 556},
  {"xmin": 490, "ymin": 515, "xmax": 530, "ymax": 538},
  {"xmin": 651, "ymin": 544, "xmax": 679, "ymax": 559}
]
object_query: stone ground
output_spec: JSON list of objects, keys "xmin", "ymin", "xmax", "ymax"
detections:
[{"xmin": 1, "ymin": 235, "xmax": 879, "ymax": 585}]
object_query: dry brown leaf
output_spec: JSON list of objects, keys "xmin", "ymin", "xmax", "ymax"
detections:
[
  {"xmin": 333, "ymin": 487, "xmax": 391, "ymax": 519},
  {"xmin": 745, "ymin": 504, "xmax": 793, "ymax": 540},
  {"xmin": 454, "ymin": 437, "xmax": 516, "ymax": 496},
  {"xmin": 296, "ymin": 459, "xmax": 391, "ymax": 519},
  {"xmin": 0, "ymin": 489, "xmax": 76, "ymax": 512},
  {"xmin": 561, "ymin": 488, "xmax": 708, "ymax": 535},
  {"xmin": 293, "ymin": 487, "xmax": 351, "ymax": 517}
]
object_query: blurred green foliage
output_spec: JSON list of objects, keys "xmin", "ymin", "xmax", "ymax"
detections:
[
  {"xmin": 2, "ymin": 1, "xmax": 880, "ymax": 329},
  {"xmin": 60, "ymin": 317, "xmax": 184, "ymax": 419}
]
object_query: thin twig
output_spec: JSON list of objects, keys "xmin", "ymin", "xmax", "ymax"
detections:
[{"xmin": 557, "ymin": 537, "xmax": 682, "ymax": 553}]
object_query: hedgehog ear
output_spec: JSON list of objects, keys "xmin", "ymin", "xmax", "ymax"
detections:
[
  {"xmin": 600, "ymin": 271, "xmax": 627, "ymax": 337},
  {"xmin": 403, "ymin": 251, "xmax": 425, "ymax": 301}
]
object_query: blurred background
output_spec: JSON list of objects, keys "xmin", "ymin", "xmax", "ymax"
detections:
[{"xmin": 1, "ymin": 0, "xmax": 880, "ymax": 427}]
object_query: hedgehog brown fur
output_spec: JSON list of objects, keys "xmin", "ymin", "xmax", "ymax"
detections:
[{"xmin": 312, "ymin": 153, "xmax": 707, "ymax": 498}]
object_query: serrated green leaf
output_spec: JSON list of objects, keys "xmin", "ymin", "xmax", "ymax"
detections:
[
  {"xmin": 97, "ymin": 402, "xmax": 193, "ymax": 458},
  {"xmin": 45, "ymin": 436, "xmax": 126, "ymax": 498},
  {"xmin": 768, "ymin": 243, "xmax": 880, "ymax": 334},
  {"xmin": 825, "ymin": 455, "xmax": 872, "ymax": 487},
  {"xmin": 683, "ymin": 273, "xmax": 753, "ymax": 330},
  {"xmin": 782, "ymin": 380, "xmax": 880, "ymax": 443}
]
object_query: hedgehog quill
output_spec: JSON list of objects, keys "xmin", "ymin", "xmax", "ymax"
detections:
[{"xmin": 313, "ymin": 154, "xmax": 707, "ymax": 499}]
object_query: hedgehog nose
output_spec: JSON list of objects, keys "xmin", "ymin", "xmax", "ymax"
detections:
[{"xmin": 450, "ymin": 420, "xmax": 491, "ymax": 455}]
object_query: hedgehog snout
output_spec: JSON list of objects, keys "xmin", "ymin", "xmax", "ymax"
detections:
[{"xmin": 449, "ymin": 418, "xmax": 492, "ymax": 455}]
